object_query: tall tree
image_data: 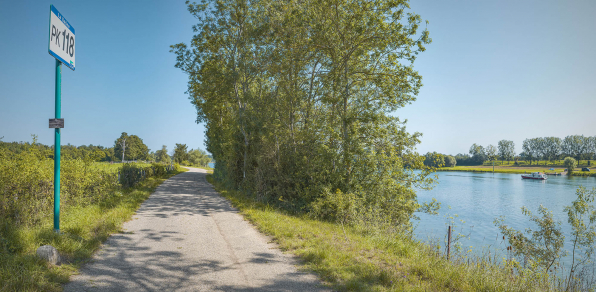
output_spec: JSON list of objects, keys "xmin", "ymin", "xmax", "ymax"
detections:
[
  {"xmin": 469, "ymin": 143, "xmax": 486, "ymax": 165},
  {"xmin": 562, "ymin": 135, "xmax": 585, "ymax": 163},
  {"xmin": 444, "ymin": 155, "xmax": 457, "ymax": 167},
  {"xmin": 155, "ymin": 145, "xmax": 171, "ymax": 164},
  {"xmin": 114, "ymin": 132, "xmax": 129, "ymax": 162},
  {"xmin": 543, "ymin": 137, "xmax": 562, "ymax": 163},
  {"xmin": 188, "ymin": 148, "xmax": 211, "ymax": 167},
  {"xmin": 497, "ymin": 140, "xmax": 515, "ymax": 164},
  {"xmin": 585, "ymin": 136, "xmax": 596, "ymax": 165},
  {"xmin": 173, "ymin": 143, "xmax": 189, "ymax": 164},
  {"xmin": 486, "ymin": 144, "xmax": 498, "ymax": 163},
  {"xmin": 172, "ymin": 0, "xmax": 436, "ymax": 229},
  {"xmin": 522, "ymin": 138, "xmax": 539, "ymax": 165},
  {"xmin": 114, "ymin": 132, "xmax": 149, "ymax": 161}
]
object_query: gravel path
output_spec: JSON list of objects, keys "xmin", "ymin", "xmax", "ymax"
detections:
[{"xmin": 64, "ymin": 167, "xmax": 327, "ymax": 291}]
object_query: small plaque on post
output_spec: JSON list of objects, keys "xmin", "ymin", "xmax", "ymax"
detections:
[{"xmin": 49, "ymin": 119, "xmax": 64, "ymax": 128}]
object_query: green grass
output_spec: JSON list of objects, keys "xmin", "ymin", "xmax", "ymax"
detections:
[
  {"xmin": 0, "ymin": 168, "xmax": 187, "ymax": 291},
  {"xmin": 206, "ymin": 175, "xmax": 553, "ymax": 291},
  {"xmin": 480, "ymin": 160, "xmax": 595, "ymax": 167}
]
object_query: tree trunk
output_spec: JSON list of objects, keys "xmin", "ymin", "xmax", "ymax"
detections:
[{"xmin": 342, "ymin": 64, "xmax": 350, "ymax": 192}]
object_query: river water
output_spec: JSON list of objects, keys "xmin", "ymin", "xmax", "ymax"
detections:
[{"xmin": 415, "ymin": 171, "xmax": 596, "ymax": 266}]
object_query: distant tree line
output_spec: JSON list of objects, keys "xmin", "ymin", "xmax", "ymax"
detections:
[
  {"xmin": 441, "ymin": 135, "xmax": 596, "ymax": 166},
  {"xmin": 0, "ymin": 133, "xmax": 210, "ymax": 166},
  {"xmin": 171, "ymin": 143, "xmax": 211, "ymax": 167},
  {"xmin": 423, "ymin": 152, "xmax": 456, "ymax": 168},
  {"xmin": 521, "ymin": 135, "xmax": 596, "ymax": 165},
  {"xmin": 0, "ymin": 136, "xmax": 117, "ymax": 162}
]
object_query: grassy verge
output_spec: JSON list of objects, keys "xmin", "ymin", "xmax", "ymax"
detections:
[
  {"xmin": 0, "ymin": 168, "xmax": 187, "ymax": 291},
  {"xmin": 206, "ymin": 175, "xmax": 551, "ymax": 291}
]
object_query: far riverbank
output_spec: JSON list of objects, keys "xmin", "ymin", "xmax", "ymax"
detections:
[{"xmin": 439, "ymin": 165, "xmax": 596, "ymax": 177}]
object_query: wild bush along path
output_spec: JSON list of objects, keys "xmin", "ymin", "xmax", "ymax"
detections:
[{"xmin": 64, "ymin": 167, "xmax": 327, "ymax": 291}]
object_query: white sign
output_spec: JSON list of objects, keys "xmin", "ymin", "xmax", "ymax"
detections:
[{"xmin": 48, "ymin": 5, "xmax": 75, "ymax": 71}]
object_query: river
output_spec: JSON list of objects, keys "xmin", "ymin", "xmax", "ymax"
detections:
[{"xmin": 415, "ymin": 171, "xmax": 596, "ymax": 268}]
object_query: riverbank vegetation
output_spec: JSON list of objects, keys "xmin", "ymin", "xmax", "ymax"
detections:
[
  {"xmin": 173, "ymin": 0, "xmax": 438, "ymax": 233},
  {"xmin": 427, "ymin": 135, "xmax": 596, "ymax": 176},
  {"xmin": 437, "ymin": 135, "xmax": 596, "ymax": 168},
  {"xmin": 208, "ymin": 175, "xmax": 557, "ymax": 291},
  {"xmin": 495, "ymin": 186, "xmax": 596, "ymax": 291},
  {"xmin": 439, "ymin": 165, "xmax": 567, "ymax": 175},
  {"xmin": 0, "ymin": 141, "xmax": 185, "ymax": 291},
  {"xmin": 172, "ymin": 0, "xmax": 594, "ymax": 290},
  {"xmin": 438, "ymin": 161, "xmax": 596, "ymax": 177}
]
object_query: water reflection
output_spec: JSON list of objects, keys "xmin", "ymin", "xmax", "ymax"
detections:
[{"xmin": 415, "ymin": 171, "xmax": 596, "ymax": 267}]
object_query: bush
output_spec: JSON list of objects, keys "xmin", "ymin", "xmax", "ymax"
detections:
[
  {"xmin": 0, "ymin": 148, "xmax": 118, "ymax": 226},
  {"xmin": 119, "ymin": 163, "xmax": 179, "ymax": 188},
  {"xmin": 0, "ymin": 145, "xmax": 180, "ymax": 226},
  {"xmin": 564, "ymin": 157, "xmax": 577, "ymax": 174},
  {"xmin": 424, "ymin": 152, "xmax": 445, "ymax": 168},
  {"xmin": 444, "ymin": 155, "xmax": 456, "ymax": 167},
  {"xmin": 119, "ymin": 163, "xmax": 149, "ymax": 188}
]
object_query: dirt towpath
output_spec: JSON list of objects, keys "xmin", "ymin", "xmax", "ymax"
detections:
[{"xmin": 64, "ymin": 167, "xmax": 327, "ymax": 291}]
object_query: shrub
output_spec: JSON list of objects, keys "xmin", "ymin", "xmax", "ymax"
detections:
[
  {"xmin": 564, "ymin": 157, "xmax": 577, "ymax": 174},
  {"xmin": 444, "ymin": 155, "xmax": 456, "ymax": 167},
  {"xmin": 0, "ymin": 148, "xmax": 118, "ymax": 226}
]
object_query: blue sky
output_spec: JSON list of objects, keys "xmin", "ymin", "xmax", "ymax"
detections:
[
  {"xmin": 0, "ymin": 1, "xmax": 201, "ymax": 154},
  {"xmin": 1, "ymin": 0, "xmax": 595, "ymax": 156}
]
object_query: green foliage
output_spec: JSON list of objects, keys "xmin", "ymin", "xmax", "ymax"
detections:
[
  {"xmin": 564, "ymin": 157, "xmax": 577, "ymax": 174},
  {"xmin": 424, "ymin": 152, "xmax": 445, "ymax": 168},
  {"xmin": 188, "ymin": 148, "xmax": 211, "ymax": 167},
  {"xmin": 469, "ymin": 143, "xmax": 487, "ymax": 165},
  {"xmin": 118, "ymin": 163, "xmax": 148, "ymax": 188},
  {"xmin": 173, "ymin": 143, "xmax": 188, "ymax": 164},
  {"xmin": 486, "ymin": 144, "xmax": 498, "ymax": 162},
  {"xmin": 440, "ymin": 165, "xmax": 566, "ymax": 175},
  {"xmin": 444, "ymin": 155, "xmax": 457, "ymax": 167},
  {"xmin": 453, "ymin": 136, "xmax": 595, "ymax": 167},
  {"xmin": 495, "ymin": 187, "xmax": 596, "ymax": 291},
  {"xmin": 0, "ymin": 141, "xmax": 180, "ymax": 226},
  {"xmin": 0, "ymin": 142, "xmax": 186, "ymax": 290},
  {"xmin": 309, "ymin": 189, "xmax": 362, "ymax": 225},
  {"xmin": 1, "ymin": 140, "xmax": 116, "ymax": 162},
  {"xmin": 495, "ymin": 205, "xmax": 566, "ymax": 273},
  {"xmin": 173, "ymin": 0, "xmax": 435, "ymax": 229},
  {"xmin": 209, "ymin": 175, "xmax": 553, "ymax": 292},
  {"xmin": 155, "ymin": 145, "xmax": 172, "ymax": 164},
  {"xmin": 563, "ymin": 186, "xmax": 596, "ymax": 291},
  {"xmin": 119, "ymin": 163, "xmax": 180, "ymax": 188},
  {"xmin": 497, "ymin": 140, "xmax": 515, "ymax": 163},
  {"xmin": 113, "ymin": 132, "xmax": 149, "ymax": 161},
  {"xmin": 0, "ymin": 146, "xmax": 119, "ymax": 227}
]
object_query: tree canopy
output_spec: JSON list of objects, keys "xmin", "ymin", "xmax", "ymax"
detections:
[
  {"xmin": 173, "ymin": 143, "xmax": 189, "ymax": 164},
  {"xmin": 114, "ymin": 132, "xmax": 149, "ymax": 161},
  {"xmin": 172, "ymin": 0, "xmax": 435, "ymax": 229},
  {"xmin": 155, "ymin": 145, "xmax": 172, "ymax": 164}
]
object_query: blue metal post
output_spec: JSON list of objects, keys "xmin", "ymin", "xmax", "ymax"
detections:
[{"xmin": 54, "ymin": 59, "xmax": 61, "ymax": 232}]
